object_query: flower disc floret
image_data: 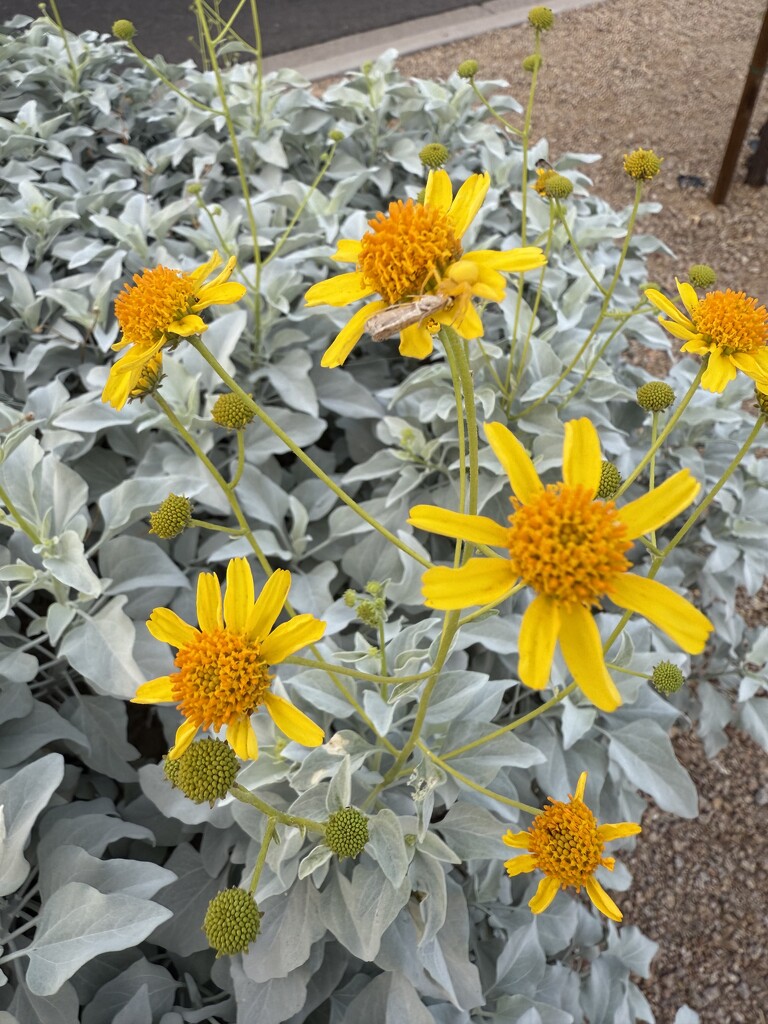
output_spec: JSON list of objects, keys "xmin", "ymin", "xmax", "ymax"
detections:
[
  {"xmin": 596, "ymin": 460, "xmax": 622, "ymax": 499},
  {"xmin": 457, "ymin": 59, "xmax": 478, "ymax": 78},
  {"xmin": 503, "ymin": 772, "xmax": 641, "ymax": 921},
  {"xmin": 528, "ymin": 6, "xmax": 554, "ymax": 30},
  {"xmin": 645, "ymin": 279, "xmax": 768, "ymax": 394},
  {"xmin": 652, "ymin": 660, "xmax": 685, "ymax": 694},
  {"xmin": 636, "ymin": 381, "xmax": 675, "ymax": 412},
  {"xmin": 357, "ymin": 200, "xmax": 462, "ymax": 304},
  {"xmin": 409, "ymin": 418, "xmax": 713, "ymax": 711},
  {"xmin": 623, "ymin": 148, "xmax": 663, "ymax": 181},
  {"xmin": 172, "ymin": 738, "xmax": 239, "ymax": 804},
  {"xmin": 149, "ymin": 494, "xmax": 193, "ymax": 539},
  {"xmin": 304, "ymin": 169, "xmax": 546, "ymax": 367},
  {"xmin": 132, "ymin": 559, "xmax": 326, "ymax": 761},
  {"xmin": 419, "ymin": 143, "xmax": 450, "ymax": 168},
  {"xmin": 507, "ymin": 485, "xmax": 632, "ymax": 607},
  {"xmin": 325, "ymin": 807, "xmax": 369, "ymax": 859},
  {"xmin": 212, "ymin": 392, "xmax": 255, "ymax": 430}
]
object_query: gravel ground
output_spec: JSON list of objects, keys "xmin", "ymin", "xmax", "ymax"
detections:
[{"xmin": 391, "ymin": 2, "xmax": 768, "ymax": 1020}]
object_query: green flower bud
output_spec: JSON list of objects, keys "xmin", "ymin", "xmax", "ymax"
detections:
[
  {"xmin": 343, "ymin": 589, "xmax": 357, "ymax": 607},
  {"xmin": 112, "ymin": 19, "xmax": 136, "ymax": 41},
  {"xmin": 325, "ymin": 807, "xmax": 369, "ymax": 859},
  {"xmin": 203, "ymin": 888, "xmax": 262, "ymax": 957},
  {"xmin": 636, "ymin": 381, "xmax": 676, "ymax": 412},
  {"xmin": 457, "ymin": 59, "xmax": 479, "ymax": 79},
  {"xmin": 328, "ymin": 129, "xmax": 344, "ymax": 142},
  {"xmin": 148, "ymin": 494, "xmax": 193, "ymax": 540},
  {"xmin": 419, "ymin": 143, "xmax": 450, "ymax": 169},
  {"xmin": 596, "ymin": 460, "xmax": 622, "ymax": 499},
  {"xmin": 528, "ymin": 6, "xmax": 554, "ymax": 30},
  {"xmin": 542, "ymin": 172, "xmax": 573, "ymax": 199},
  {"xmin": 211, "ymin": 392, "xmax": 255, "ymax": 430},
  {"xmin": 522, "ymin": 53, "xmax": 542, "ymax": 72},
  {"xmin": 415, "ymin": 188, "xmax": 427, "ymax": 204},
  {"xmin": 623, "ymin": 148, "xmax": 663, "ymax": 181},
  {"xmin": 169, "ymin": 738, "xmax": 239, "ymax": 806},
  {"xmin": 652, "ymin": 661, "xmax": 685, "ymax": 694},
  {"xmin": 688, "ymin": 264, "xmax": 716, "ymax": 289}
]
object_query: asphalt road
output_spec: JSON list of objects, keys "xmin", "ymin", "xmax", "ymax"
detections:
[{"xmin": 1, "ymin": 0, "xmax": 475, "ymax": 62}]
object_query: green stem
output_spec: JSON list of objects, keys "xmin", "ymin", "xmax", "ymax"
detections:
[
  {"xmin": 0, "ymin": 483, "xmax": 41, "ymax": 544},
  {"xmin": 284, "ymin": 656, "xmax": 433, "ymax": 685},
  {"xmin": 247, "ymin": 816, "xmax": 276, "ymax": 894},
  {"xmin": 554, "ymin": 202, "xmax": 608, "ymax": 295},
  {"xmin": 46, "ymin": 0, "xmax": 79, "ymax": 86},
  {"xmin": 441, "ymin": 683, "xmax": 576, "ymax": 759},
  {"xmin": 419, "ymin": 742, "xmax": 540, "ymax": 815},
  {"xmin": 187, "ymin": 336, "xmax": 432, "ymax": 569},
  {"xmin": 231, "ymin": 783, "xmax": 326, "ymax": 834},
  {"xmin": 660, "ymin": 414, "xmax": 765, "ymax": 559},
  {"xmin": 510, "ymin": 205, "xmax": 555, "ymax": 398},
  {"xmin": 444, "ymin": 328, "xmax": 480, "ymax": 518},
  {"xmin": 264, "ymin": 143, "xmax": 339, "ymax": 267},
  {"xmin": 557, "ymin": 301, "xmax": 646, "ymax": 409},
  {"xmin": 188, "ymin": 518, "xmax": 246, "ymax": 534},
  {"xmin": 615, "ymin": 364, "xmax": 706, "ymax": 497},
  {"xmin": 125, "ymin": 42, "xmax": 215, "ymax": 113}
]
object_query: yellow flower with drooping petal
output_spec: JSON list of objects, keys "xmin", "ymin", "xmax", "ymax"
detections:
[
  {"xmin": 132, "ymin": 558, "xmax": 325, "ymax": 761},
  {"xmin": 103, "ymin": 251, "xmax": 247, "ymax": 410},
  {"xmin": 503, "ymin": 771, "xmax": 641, "ymax": 921},
  {"xmin": 304, "ymin": 169, "xmax": 546, "ymax": 367},
  {"xmin": 645, "ymin": 280, "xmax": 768, "ymax": 394},
  {"xmin": 409, "ymin": 418, "xmax": 713, "ymax": 711}
]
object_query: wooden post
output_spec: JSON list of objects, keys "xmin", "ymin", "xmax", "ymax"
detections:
[{"xmin": 711, "ymin": 1, "xmax": 768, "ymax": 205}]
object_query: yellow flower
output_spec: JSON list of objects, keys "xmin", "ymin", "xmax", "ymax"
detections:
[
  {"xmin": 132, "ymin": 558, "xmax": 325, "ymax": 760},
  {"xmin": 504, "ymin": 771, "xmax": 641, "ymax": 921},
  {"xmin": 409, "ymin": 418, "xmax": 713, "ymax": 711},
  {"xmin": 304, "ymin": 169, "xmax": 546, "ymax": 367},
  {"xmin": 103, "ymin": 251, "xmax": 247, "ymax": 410},
  {"xmin": 645, "ymin": 279, "xmax": 768, "ymax": 394}
]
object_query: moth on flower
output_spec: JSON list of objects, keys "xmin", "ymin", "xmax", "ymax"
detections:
[{"xmin": 304, "ymin": 168, "xmax": 546, "ymax": 366}]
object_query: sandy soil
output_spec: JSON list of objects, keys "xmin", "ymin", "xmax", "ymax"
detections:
[{"xmin": 393, "ymin": 2, "xmax": 768, "ymax": 1020}]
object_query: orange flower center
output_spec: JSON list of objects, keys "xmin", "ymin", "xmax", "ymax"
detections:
[
  {"xmin": 507, "ymin": 484, "xmax": 632, "ymax": 607},
  {"xmin": 357, "ymin": 199, "xmax": 463, "ymax": 304},
  {"xmin": 527, "ymin": 794, "xmax": 605, "ymax": 889},
  {"xmin": 172, "ymin": 629, "xmax": 271, "ymax": 731},
  {"xmin": 115, "ymin": 265, "xmax": 196, "ymax": 346},
  {"xmin": 690, "ymin": 289, "xmax": 768, "ymax": 354}
]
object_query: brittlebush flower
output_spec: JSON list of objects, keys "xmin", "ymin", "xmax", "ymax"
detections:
[
  {"xmin": 103, "ymin": 251, "xmax": 246, "ymax": 410},
  {"xmin": 304, "ymin": 169, "xmax": 546, "ymax": 367},
  {"xmin": 645, "ymin": 279, "xmax": 768, "ymax": 394},
  {"xmin": 409, "ymin": 418, "xmax": 713, "ymax": 711},
  {"xmin": 132, "ymin": 558, "xmax": 325, "ymax": 760},
  {"xmin": 504, "ymin": 772, "xmax": 640, "ymax": 921}
]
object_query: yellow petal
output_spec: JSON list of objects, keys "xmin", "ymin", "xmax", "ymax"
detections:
[
  {"xmin": 585, "ymin": 876, "xmax": 622, "ymax": 922},
  {"xmin": 321, "ymin": 299, "xmax": 388, "ymax": 368},
  {"xmin": 483, "ymin": 422, "xmax": 543, "ymax": 503},
  {"xmin": 168, "ymin": 719, "xmax": 199, "ymax": 759},
  {"xmin": 305, "ymin": 271, "xmax": 373, "ymax": 308},
  {"xmin": 147, "ymin": 607, "xmax": 199, "ymax": 648},
  {"xmin": 132, "ymin": 676, "xmax": 174, "ymax": 704},
  {"xmin": 609, "ymin": 573, "xmax": 713, "ymax": 653},
  {"xmin": 518, "ymin": 594, "xmax": 560, "ymax": 690},
  {"xmin": 333, "ymin": 238, "xmax": 362, "ymax": 263},
  {"xmin": 503, "ymin": 829, "xmax": 531, "ymax": 849},
  {"xmin": 701, "ymin": 350, "xmax": 737, "ymax": 392},
  {"xmin": 408, "ymin": 505, "xmax": 509, "ymax": 547},
  {"xmin": 227, "ymin": 716, "xmax": 258, "ymax": 760},
  {"xmin": 644, "ymin": 288, "xmax": 691, "ymax": 327},
  {"xmin": 191, "ymin": 281, "xmax": 247, "ymax": 311},
  {"xmin": 202, "ymin": 253, "xmax": 236, "ymax": 289},
  {"xmin": 185, "ymin": 251, "xmax": 222, "ymax": 289},
  {"xmin": 448, "ymin": 172, "xmax": 490, "ymax": 238},
  {"xmin": 424, "ymin": 168, "xmax": 452, "ymax": 213},
  {"xmin": 574, "ymin": 771, "xmax": 588, "ymax": 801},
  {"xmin": 660, "ymin": 318, "xmax": 700, "ymax": 342},
  {"xmin": 169, "ymin": 314, "xmax": 207, "ymax": 337},
  {"xmin": 224, "ymin": 557, "xmax": 255, "ymax": 634},
  {"xmin": 675, "ymin": 277, "xmax": 700, "ymax": 318},
  {"xmin": 263, "ymin": 692, "xmax": 324, "ymax": 746},
  {"xmin": 558, "ymin": 605, "xmax": 622, "ymax": 711},
  {"xmin": 466, "ymin": 247, "xmax": 547, "ymax": 272},
  {"xmin": 451, "ymin": 299, "xmax": 484, "ymax": 339},
  {"xmin": 732, "ymin": 351, "xmax": 768, "ymax": 384},
  {"xmin": 246, "ymin": 569, "xmax": 291, "ymax": 642},
  {"xmin": 598, "ymin": 821, "xmax": 642, "ymax": 842},
  {"xmin": 562, "ymin": 418, "xmax": 601, "ymax": 494},
  {"xmin": 260, "ymin": 614, "xmax": 326, "ymax": 664},
  {"xmin": 618, "ymin": 469, "xmax": 699, "ymax": 539},
  {"xmin": 399, "ymin": 321, "xmax": 434, "ymax": 359},
  {"xmin": 504, "ymin": 854, "xmax": 537, "ymax": 877},
  {"xmin": 529, "ymin": 876, "xmax": 560, "ymax": 914},
  {"xmin": 421, "ymin": 558, "xmax": 516, "ymax": 610},
  {"xmin": 196, "ymin": 572, "xmax": 223, "ymax": 632}
]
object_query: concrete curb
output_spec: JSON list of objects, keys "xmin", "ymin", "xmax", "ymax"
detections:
[{"xmin": 263, "ymin": 0, "xmax": 602, "ymax": 80}]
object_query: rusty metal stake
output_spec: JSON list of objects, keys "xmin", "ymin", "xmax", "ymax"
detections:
[{"xmin": 711, "ymin": 1, "xmax": 768, "ymax": 204}]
